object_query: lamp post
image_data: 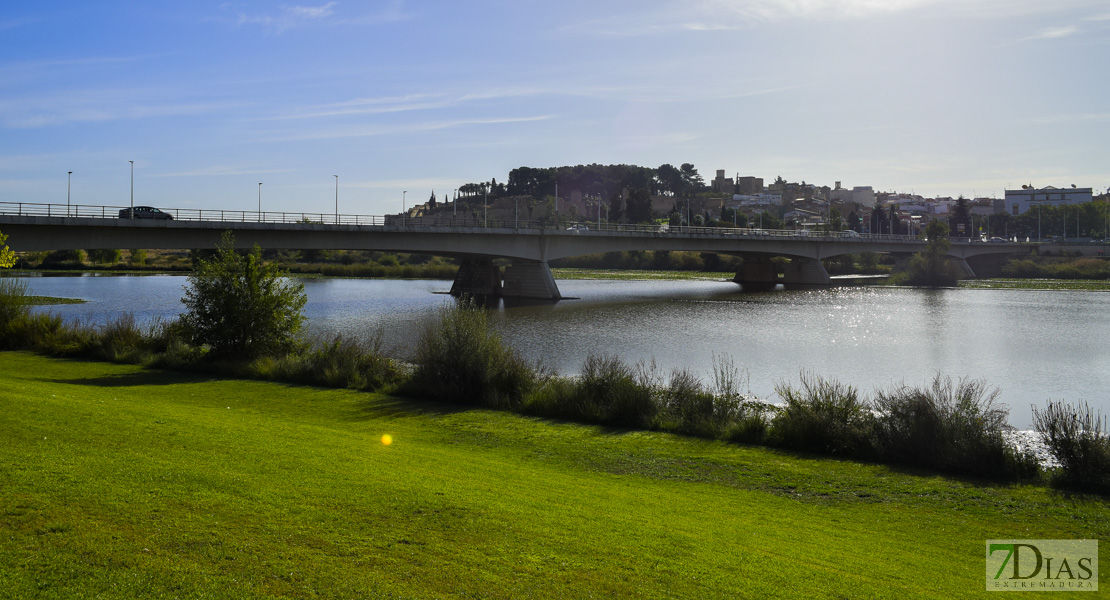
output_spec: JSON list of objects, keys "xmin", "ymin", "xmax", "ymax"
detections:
[
  {"xmin": 67, "ymin": 171, "xmax": 72, "ymax": 216},
  {"xmin": 483, "ymin": 189, "xmax": 487, "ymax": 228},
  {"xmin": 129, "ymin": 161, "xmax": 134, "ymax": 218},
  {"xmin": 258, "ymin": 183, "xmax": 262, "ymax": 222},
  {"xmin": 402, "ymin": 190, "xmax": 407, "ymax": 225},
  {"xmin": 334, "ymin": 175, "xmax": 338, "ymax": 224},
  {"xmin": 453, "ymin": 188, "xmax": 457, "ymax": 217}
]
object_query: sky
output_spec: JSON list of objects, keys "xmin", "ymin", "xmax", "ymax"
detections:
[{"xmin": 1, "ymin": 0, "xmax": 1108, "ymax": 216}]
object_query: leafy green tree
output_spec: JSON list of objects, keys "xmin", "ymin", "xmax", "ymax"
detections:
[
  {"xmin": 625, "ymin": 188, "xmax": 653, "ymax": 223},
  {"xmin": 0, "ymin": 230, "xmax": 15, "ymax": 268},
  {"xmin": 180, "ymin": 231, "xmax": 307, "ymax": 359},
  {"xmin": 949, "ymin": 196, "xmax": 971, "ymax": 237},
  {"xmin": 905, "ymin": 220, "xmax": 961, "ymax": 287}
]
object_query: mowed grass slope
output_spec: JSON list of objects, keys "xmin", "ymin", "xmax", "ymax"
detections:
[{"xmin": 1, "ymin": 352, "xmax": 1106, "ymax": 599}]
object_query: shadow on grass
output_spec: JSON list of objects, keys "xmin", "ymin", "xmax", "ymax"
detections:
[
  {"xmin": 346, "ymin": 394, "xmax": 473, "ymax": 421},
  {"xmin": 50, "ymin": 371, "xmax": 219, "ymax": 387}
]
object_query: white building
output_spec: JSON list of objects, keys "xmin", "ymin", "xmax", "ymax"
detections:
[{"xmin": 1004, "ymin": 186, "xmax": 1093, "ymax": 215}]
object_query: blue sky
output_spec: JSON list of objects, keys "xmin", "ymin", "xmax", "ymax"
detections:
[{"xmin": 2, "ymin": 0, "xmax": 1108, "ymax": 215}]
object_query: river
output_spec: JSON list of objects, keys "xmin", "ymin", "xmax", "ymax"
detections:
[{"xmin": 15, "ymin": 274, "xmax": 1110, "ymax": 428}]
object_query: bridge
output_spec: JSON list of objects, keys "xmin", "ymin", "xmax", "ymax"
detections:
[{"xmin": 0, "ymin": 200, "xmax": 1079, "ymax": 300}]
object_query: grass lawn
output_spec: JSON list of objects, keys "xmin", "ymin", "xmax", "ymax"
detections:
[{"xmin": 1, "ymin": 352, "xmax": 1106, "ymax": 599}]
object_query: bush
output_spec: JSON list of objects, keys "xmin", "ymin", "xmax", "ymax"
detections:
[
  {"xmin": 41, "ymin": 249, "xmax": 86, "ymax": 266},
  {"xmin": 128, "ymin": 249, "xmax": 148, "ymax": 266},
  {"xmin": 409, "ymin": 299, "xmax": 535, "ymax": 408},
  {"xmin": 0, "ymin": 278, "xmax": 30, "ymax": 334},
  {"xmin": 179, "ymin": 231, "xmax": 307, "ymax": 360},
  {"xmin": 254, "ymin": 333, "xmax": 399, "ymax": 391},
  {"xmin": 1033, "ymin": 401, "xmax": 1110, "ymax": 494},
  {"xmin": 86, "ymin": 249, "xmax": 122, "ymax": 264},
  {"xmin": 573, "ymin": 354, "xmax": 659, "ymax": 428},
  {"xmin": 770, "ymin": 372, "xmax": 875, "ymax": 458},
  {"xmin": 873, "ymin": 376, "xmax": 1034, "ymax": 478}
]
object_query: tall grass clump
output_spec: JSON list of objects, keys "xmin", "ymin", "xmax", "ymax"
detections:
[
  {"xmin": 873, "ymin": 376, "xmax": 1036, "ymax": 478},
  {"xmin": 252, "ymin": 333, "xmax": 400, "ymax": 391},
  {"xmin": 1033, "ymin": 401, "xmax": 1110, "ymax": 494},
  {"xmin": 571, "ymin": 354, "xmax": 659, "ymax": 428},
  {"xmin": 771, "ymin": 372, "xmax": 875, "ymax": 458},
  {"xmin": 660, "ymin": 367, "xmax": 739, "ymax": 438},
  {"xmin": 0, "ymin": 278, "xmax": 31, "ymax": 344},
  {"xmin": 409, "ymin": 299, "xmax": 535, "ymax": 408}
]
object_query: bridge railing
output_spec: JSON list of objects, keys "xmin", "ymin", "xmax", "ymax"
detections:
[
  {"xmin": 0, "ymin": 201, "xmax": 387, "ymax": 226},
  {"xmin": 1, "ymin": 201, "xmax": 930, "ymax": 243}
]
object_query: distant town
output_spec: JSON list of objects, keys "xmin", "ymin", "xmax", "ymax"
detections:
[{"xmin": 405, "ymin": 163, "xmax": 1109, "ymax": 240}]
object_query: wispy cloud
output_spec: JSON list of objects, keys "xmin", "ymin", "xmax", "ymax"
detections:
[
  {"xmin": 218, "ymin": 1, "xmax": 412, "ymax": 33},
  {"xmin": 0, "ymin": 92, "xmax": 247, "ymax": 128},
  {"xmin": 272, "ymin": 115, "xmax": 555, "ymax": 141},
  {"xmin": 156, "ymin": 166, "xmax": 291, "ymax": 177},
  {"xmin": 0, "ymin": 16, "xmax": 43, "ymax": 30},
  {"xmin": 219, "ymin": 1, "xmax": 337, "ymax": 33},
  {"xmin": 1029, "ymin": 112, "xmax": 1110, "ymax": 124},
  {"xmin": 560, "ymin": 0, "xmax": 1107, "ymax": 37}
]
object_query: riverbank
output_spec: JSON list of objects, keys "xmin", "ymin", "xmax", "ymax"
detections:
[{"xmin": 2, "ymin": 352, "xmax": 1106, "ymax": 598}]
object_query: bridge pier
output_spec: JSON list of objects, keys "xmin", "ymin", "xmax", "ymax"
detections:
[
  {"xmin": 733, "ymin": 257, "xmax": 780, "ymax": 289},
  {"xmin": 502, "ymin": 259, "xmax": 562, "ymax": 300},
  {"xmin": 782, "ymin": 258, "xmax": 830, "ymax": 287},
  {"xmin": 449, "ymin": 258, "xmax": 563, "ymax": 300},
  {"xmin": 450, "ymin": 259, "xmax": 503, "ymax": 297}
]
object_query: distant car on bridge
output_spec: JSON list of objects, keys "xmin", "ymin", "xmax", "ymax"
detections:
[{"xmin": 119, "ymin": 206, "xmax": 173, "ymax": 220}]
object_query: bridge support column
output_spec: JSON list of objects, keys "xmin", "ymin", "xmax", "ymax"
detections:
[
  {"xmin": 955, "ymin": 258, "xmax": 976, "ymax": 278},
  {"xmin": 782, "ymin": 258, "xmax": 830, "ymax": 287},
  {"xmin": 733, "ymin": 258, "xmax": 780, "ymax": 289},
  {"xmin": 502, "ymin": 259, "xmax": 562, "ymax": 300},
  {"xmin": 450, "ymin": 259, "xmax": 502, "ymax": 297}
]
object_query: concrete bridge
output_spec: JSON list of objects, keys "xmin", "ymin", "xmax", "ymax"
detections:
[{"xmin": 1, "ymin": 201, "xmax": 1089, "ymax": 300}]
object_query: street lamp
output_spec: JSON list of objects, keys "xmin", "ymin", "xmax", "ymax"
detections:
[
  {"xmin": 453, "ymin": 188, "xmax": 457, "ymax": 217},
  {"xmin": 129, "ymin": 160, "xmax": 134, "ymax": 218},
  {"xmin": 402, "ymin": 190, "xmax": 407, "ymax": 225},
  {"xmin": 258, "ymin": 183, "xmax": 262, "ymax": 222},
  {"xmin": 67, "ymin": 171, "xmax": 72, "ymax": 216},
  {"xmin": 334, "ymin": 175, "xmax": 338, "ymax": 223}
]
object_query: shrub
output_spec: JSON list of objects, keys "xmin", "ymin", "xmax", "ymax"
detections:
[
  {"xmin": 409, "ymin": 299, "xmax": 535, "ymax": 408},
  {"xmin": 179, "ymin": 231, "xmax": 307, "ymax": 360},
  {"xmin": 41, "ymin": 249, "xmax": 86, "ymax": 266},
  {"xmin": 0, "ymin": 278, "xmax": 30, "ymax": 334},
  {"xmin": 873, "ymin": 376, "xmax": 1034, "ymax": 478},
  {"xmin": 573, "ymin": 354, "xmax": 659, "ymax": 428},
  {"xmin": 86, "ymin": 249, "xmax": 122, "ymax": 264},
  {"xmin": 770, "ymin": 372, "xmax": 875, "ymax": 458},
  {"xmin": 128, "ymin": 249, "xmax": 148, "ymax": 266},
  {"xmin": 1033, "ymin": 401, "xmax": 1110, "ymax": 494},
  {"xmin": 258, "ymin": 333, "xmax": 399, "ymax": 391}
]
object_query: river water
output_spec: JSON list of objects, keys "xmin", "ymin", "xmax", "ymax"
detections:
[{"xmin": 15, "ymin": 274, "xmax": 1110, "ymax": 428}]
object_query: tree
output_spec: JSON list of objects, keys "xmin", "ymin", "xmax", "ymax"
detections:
[
  {"xmin": 180, "ymin": 231, "xmax": 307, "ymax": 359},
  {"xmin": 904, "ymin": 220, "xmax": 962, "ymax": 287},
  {"xmin": 625, "ymin": 188, "xmax": 653, "ymax": 223},
  {"xmin": 0, "ymin": 230, "xmax": 14, "ymax": 268},
  {"xmin": 949, "ymin": 196, "xmax": 971, "ymax": 237},
  {"xmin": 679, "ymin": 163, "xmax": 703, "ymax": 194}
]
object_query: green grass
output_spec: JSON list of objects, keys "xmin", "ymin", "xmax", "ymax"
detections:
[
  {"xmin": 22, "ymin": 296, "xmax": 86, "ymax": 305},
  {"xmin": 960, "ymin": 279, "xmax": 1110, "ymax": 291},
  {"xmin": 1, "ymin": 352, "xmax": 1107, "ymax": 599}
]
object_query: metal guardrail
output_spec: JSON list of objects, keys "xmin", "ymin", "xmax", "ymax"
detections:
[
  {"xmin": 0, "ymin": 201, "xmax": 386, "ymax": 226},
  {"xmin": 0, "ymin": 200, "xmax": 928, "ymax": 242}
]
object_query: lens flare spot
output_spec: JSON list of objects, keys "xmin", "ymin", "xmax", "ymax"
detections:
[{"xmin": 381, "ymin": 434, "xmax": 393, "ymax": 446}]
